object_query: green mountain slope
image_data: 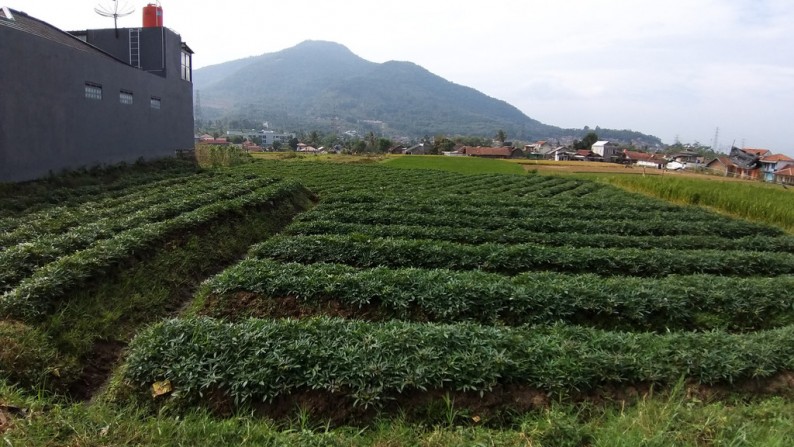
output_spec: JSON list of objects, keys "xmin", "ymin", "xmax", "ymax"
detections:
[{"xmin": 194, "ymin": 40, "xmax": 659, "ymax": 143}]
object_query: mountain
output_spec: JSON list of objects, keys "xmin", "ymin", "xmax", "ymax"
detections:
[{"xmin": 194, "ymin": 41, "xmax": 660, "ymax": 144}]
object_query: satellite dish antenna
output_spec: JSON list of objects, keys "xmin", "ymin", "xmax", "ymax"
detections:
[{"xmin": 94, "ymin": 1, "xmax": 135, "ymax": 37}]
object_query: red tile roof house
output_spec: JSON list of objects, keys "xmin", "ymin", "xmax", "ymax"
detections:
[
  {"xmin": 197, "ymin": 137, "xmax": 230, "ymax": 146},
  {"xmin": 708, "ymin": 157, "xmax": 762, "ymax": 179},
  {"xmin": 759, "ymin": 153, "xmax": 794, "ymax": 182},
  {"xmin": 774, "ymin": 166, "xmax": 794, "ymax": 185},
  {"xmin": 461, "ymin": 146, "xmax": 524, "ymax": 159},
  {"xmin": 742, "ymin": 148, "xmax": 773, "ymax": 158}
]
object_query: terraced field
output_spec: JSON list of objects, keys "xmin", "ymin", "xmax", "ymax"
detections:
[
  {"xmin": 127, "ymin": 161, "xmax": 794, "ymax": 422},
  {"xmin": 2, "ymin": 158, "xmax": 793, "ymax": 445}
]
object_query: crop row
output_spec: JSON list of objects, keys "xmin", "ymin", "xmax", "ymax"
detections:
[
  {"xmin": 0, "ymin": 176, "xmax": 280, "ymax": 290},
  {"xmin": 0, "ymin": 173, "xmax": 264, "ymax": 247},
  {"xmin": 285, "ymin": 220, "xmax": 794, "ymax": 253},
  {"xmin": 204, "ymin": 259, "xmax": 794, "ymax": 331},
  {"xmin": 293, "ymin": 207, "xmax": 781, "ymax": 238},
  {"xmin": 321, "ymin": 189, "xmax": 692, "ymax": 213},
  {"xmin": 248, "ymin": 161, "xmax": 601, "ymax": 198},
  {"xmin": 312, "ymin": 200, "xmax": 736, "ymax": 225},
  {"xmin": 0, "ymin": 180, "xmax": 308, "ymax": 321},
  {"xmin": 0, "ymin": 158, "xmax": 198, "ymax": 215},
  {"xmin": 251, "ymin": 235, "xmax": 794, "ymax": 277},
  {"xmin": 0, "ymin": 174, "xmax": 194, "ymax": 235},
  {"xmin": 125, "ymin": 316, "xmax": 794, "ymax": 407}
]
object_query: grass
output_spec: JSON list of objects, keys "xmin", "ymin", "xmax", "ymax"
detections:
[
  {"xmin": 506, "ymin": 159, "xmax": 794, "ymax": 233},
  {"xmin": 600, "ymin": 175, "xmax": 794, "ymax": 233},
  {"xmin": 383, "ymin": 155, "xmax": 526, "ymax": 175},
  {"xmin": 3, "ymin": 379, "xmax": 792, "ymax": 446}
]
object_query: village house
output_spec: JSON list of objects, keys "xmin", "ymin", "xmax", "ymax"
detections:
[
  {"xmin": 591, "ymin": 141, "xmax": 620, "ymax": 160},
  {"xmin": 574, "ymin": 150, "xmax": 603, "ymax": 162},
  {"xmin": 0, "ymin": 5, "xmax": 194, "ymax": 182},
  {"xmin": 705, "ymin": 148, "xmax": 793, "ymax": 182},
  {"xmin": 759, "ymin": 154, "xmax": 794, "ymax": 182},
  {"xmin": 622, "ymin": 150, "xmax": 666, "ymax": 169},
  {"xmin": 405, "ymin": 144, "xmax": 431, "ymax": 155},
  {"xmin": 461, "ymin": 146, "xmax": 524, "ymax": 159},
  {"xmin": 774, "ymin": 166, "xmax": 794, "ymax": 185}
]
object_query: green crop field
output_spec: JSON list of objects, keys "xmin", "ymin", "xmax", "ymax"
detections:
[
  {"xmin": 383, "ymin": 154, "xmax": 527, "ymax": 175},
  {"xmin": 2, "ymin": 157, "xmax": 793, "ymax": 446}
]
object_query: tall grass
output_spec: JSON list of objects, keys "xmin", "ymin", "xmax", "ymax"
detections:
[
  {"xmin": 194, "ymin": 145, "xmax": 253, "ymax": 168},
  {"xmin": 603, "ymin": 176, "xmax": 794, "ymax": 233}
]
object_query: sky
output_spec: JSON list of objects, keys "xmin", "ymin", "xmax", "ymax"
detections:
[{"xmin": 11, "ymin": 0, "xmax": 794, "ymax": 155}]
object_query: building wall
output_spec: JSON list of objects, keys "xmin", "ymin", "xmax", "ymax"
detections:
[{"xmin": 0, "ymin": 26, "xmax": 193, "ymax": 182}]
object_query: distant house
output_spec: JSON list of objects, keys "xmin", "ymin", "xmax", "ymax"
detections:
[
  {"xmin": 462, "ymin": 146, "xmax": 523, "ymax": 159},
  {"xmin": 742, "ymin": 148, "xmax": 773, "ymax": 158},
  {"xmin": 706, "ymin": 152, "xmax": 761, "ymax": 179},
  {"xmin": 623, "ymin": 150, "xmax": 666, "ymax": 169},
  {"xmin": 296, "ymin": 143, "xmax": 320, "ymax": 153},
  {"xmin": 242, "ymin": 141, "xmax": 262, "ymax": 152},
  {"xmin": 405, "ymin": 144, "xmax": 431, "ymax": 155},
  {"xmin": 774, "ymin": 166, "xmax": 794, "ymax": 185},
  {"xmin": 524, "ymin": 141, "xmax": 551, "ymax": 154},
  {"xmin": 197, "ymin": 137, "xmax": 230, "ymax": 146},
  {"xmin": 759, "ymin": 154, "xmax": 794, "ymax": 182},
  {"xmin": 574, "ymin": 150, "xmax": 603, "ymax": 162},
  {"xmin": 591, "ymin": 141, "xmax": 620, "ymax": 160},
  {"xmin": 1, "ymin": 6, "xmax": 194, "ymax": 182},
  {"xmin": 670, "ymin": 151, "xmax": 702, "ymax": 164},
  {"xmin": 388, "ymin": 145, "xmax": 406, "ymax": 154},
  {"xmin": 550, "ymin": 148, "xmax": 575, "ymax": 161}
]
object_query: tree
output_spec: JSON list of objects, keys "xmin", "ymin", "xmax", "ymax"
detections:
[
  {"xmin": 308, "ymin": 130, "xmax": 321, "ymax": 147},
  {"xmin": 272, "ymin": 140, "xmax": 282, "ymax": 151},
  {"xmin": 495, "ymin": 129, "xmax": 507, "ymax": 145},
  {"xmin": 288, "ymin": 137, "xmax": 299, "ymax": 150},
  {"xmin": 365, "ymin": 132, "xmax": 377, "ymax": 150},
  {"xmin": 377, "ymin": 138, "xmax": 393, "ymax": 152},
  {"xmin": 433, "ymin": 137, "xmax": 456, "ymax": 155},
  {"xmin": 574, "ymin": 131, "xmax": 599, "ymax": 150}
]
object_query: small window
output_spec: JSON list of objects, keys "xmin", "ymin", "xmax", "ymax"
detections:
[
  {"xmin": 119, "ymin": 90, "xmax": 133, "ymax": 105},
  {"xmin": 150, "ymin": 96, "xmax": 161, "ymax": 109},
  {"xmin": 85, "ymin": 82, "xmax": 102, "ymax": 100},
  {"xmin": 180, "ymin": 50, "xmax": 192, "ymax": 82}
]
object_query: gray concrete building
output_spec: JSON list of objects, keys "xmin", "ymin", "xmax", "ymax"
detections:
[{"xmin": 0, "ymin": 6, "xmax": 194, "ymax": 182}]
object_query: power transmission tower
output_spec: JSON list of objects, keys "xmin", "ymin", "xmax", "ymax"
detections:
[
  {"xmin": 194, "ymin": 90, "xmax": 204, "ymax": 122},
  {"xmin": 712, "ymin": 127, "xmax": 719, "ymax": 152}
]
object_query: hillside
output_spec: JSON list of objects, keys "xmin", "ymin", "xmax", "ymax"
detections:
[{"xmin": 194, "ymin": 41, "xmax": 660, "ymax": 144}]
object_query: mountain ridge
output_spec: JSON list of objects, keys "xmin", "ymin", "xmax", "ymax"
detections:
[{"xmin": 194, "ymin": 40, "xmax": 661, "ymax": 145}]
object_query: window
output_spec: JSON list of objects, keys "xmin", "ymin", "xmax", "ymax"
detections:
[
  {"xmin": 85, "ymin": 82, "xmax": 102, "ymax": 100},
  {"xmin": 119, "ymin": 90, "xmax": 133, "ymax": 105},
  {"xmin": 150, "ymin": 96, "xmax": 161, "ymax": 109},
  {"xmin": 180, "ymin": 50, "xmax": 192, "ymax": 82}
]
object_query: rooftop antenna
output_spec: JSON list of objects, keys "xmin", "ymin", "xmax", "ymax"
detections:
[{"xmin": 95, "ymin": 1, "xmax": 135, "ymax": 37}]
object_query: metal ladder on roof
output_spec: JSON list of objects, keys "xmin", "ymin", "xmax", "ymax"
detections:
[{"xmin": 129, "ymin": 28, "xmax": 141, "ymax": 68}]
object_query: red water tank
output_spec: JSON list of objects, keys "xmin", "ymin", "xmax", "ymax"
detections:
[{"xmin": 142, "ymin": 3, "xmax": 163, "ymax": 28}]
